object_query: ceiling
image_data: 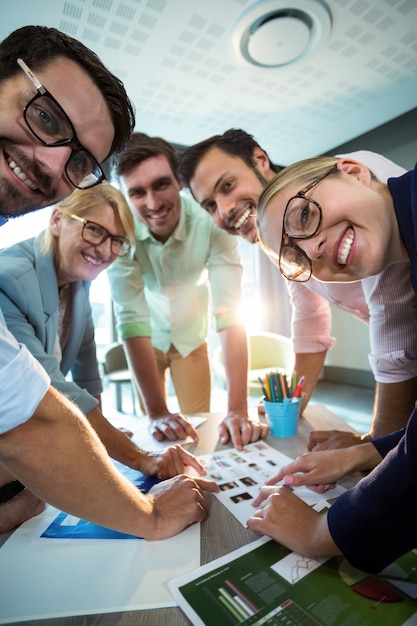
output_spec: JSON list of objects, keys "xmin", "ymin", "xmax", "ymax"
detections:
[{"xmin": 2, "ymin": 0, "xmax": 417, "ymax": 166}]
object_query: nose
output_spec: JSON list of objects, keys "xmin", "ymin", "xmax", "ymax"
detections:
[
  {"xmin": 34, "ymin": 145, "xmax": 72, "ymax": 179},
  {"xmin": 298, "ymin": 234, "xmax": 326, "ymax": 261},
  {"xmin": 93, "ymin": 236, "xmax": 113, "ymax": 259},
  {"xmin": 216, "ymin": 198, "xmax": 235, "ymax": 224},
  {"xmin": 145, "ymin": 189, "xmax": 159, "ymax": 211}
]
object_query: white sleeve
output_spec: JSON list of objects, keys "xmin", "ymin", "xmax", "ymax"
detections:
[{"xmin": 0, "ymin": 311, "xmax": 50, "ymax": 434}]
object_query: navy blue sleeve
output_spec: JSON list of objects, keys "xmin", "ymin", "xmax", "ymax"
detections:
[
  {"xmin": 328, "ymin": 407, "xmax": 417, "ymax": 573},
  {"xmin": 372, "ymin": 428, "xmax": 405, "ymax": 457}
]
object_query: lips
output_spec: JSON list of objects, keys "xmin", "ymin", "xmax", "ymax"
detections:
[
  {"xmin": 337, "ymin": 227, "xmax": 354, "ymax": 265},
  {"xmin": 6, "ymin": 156, "xmax": 39, "ymax": 192}
]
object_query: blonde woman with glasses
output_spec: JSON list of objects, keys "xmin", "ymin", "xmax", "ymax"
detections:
[
  {"xmin": 248, "ymin": 157, "xmax": 417, "ymax": 573},
  {"xmin": 0, "ymin": 183, "xmax": 206, "ymax": 504}
]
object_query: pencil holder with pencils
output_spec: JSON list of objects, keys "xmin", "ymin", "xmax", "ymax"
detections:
[
  {"xmin": 260, "ymin": 371, "xmax": 304, "ymax": 437},
  {"xmin": 264, "ymin": 397, "xmax": 301, "ymax": 437}
]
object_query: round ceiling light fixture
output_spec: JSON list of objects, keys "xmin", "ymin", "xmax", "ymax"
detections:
[{"xmin": 232, "ymin": 0, "xmax": 332, "ymax": 69}]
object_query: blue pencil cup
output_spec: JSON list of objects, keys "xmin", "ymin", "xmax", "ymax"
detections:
[{"xmin": 264, "ymin": 397, "xmax": 301, "ymax": 437}]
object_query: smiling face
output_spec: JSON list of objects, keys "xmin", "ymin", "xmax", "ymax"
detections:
[
  {"xmin": 121, "ymin": 154, "xmax": 182, "ymax": 243},
  {"xmin": 0, "ymin": 56, "xmax": 114, "ymax": 218},
  {"xmin": 51, "ymin": 203, "xmax": 124, "ymax": 286},
  {"xmin": 189, "ymin": 146, "xmax": 274, "ymax": 244},
  {"xmin": 259, "ymin": 159, "xmax": 405, "ymax": 283}
]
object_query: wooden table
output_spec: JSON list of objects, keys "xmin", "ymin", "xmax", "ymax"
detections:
[{"xmin": 1, "ymin": 404, "xmax": 357, "ymax": 626}]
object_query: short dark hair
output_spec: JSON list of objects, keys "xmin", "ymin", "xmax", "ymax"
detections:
[
  {"xmin": 0, "ymin": 25, "xmax": 135, "ymax": 159},
  {"xmin": 179, "ymin": 128, "xmax": 282, "ymax": 187},
  {"xmin": 117, "ymin": 132, "xmax": 180, "ymax": 181}
]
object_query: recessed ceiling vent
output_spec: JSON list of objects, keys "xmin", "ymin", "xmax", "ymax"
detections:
[{"xmin": 232, "ymin": 0, "xmax": 332, "ymax": 69}]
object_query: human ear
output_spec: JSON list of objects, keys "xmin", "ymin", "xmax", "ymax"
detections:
[
  {"xmin": 336, "ymin": 158, "xmax": 372, "ymax": 187},
  {"xmin": 49, "ymin": 208, "xmax": 63, "ymax": 236},
  {"xmin": 252, "ymin": 147, "xmax": 271, "ymax": 176}
]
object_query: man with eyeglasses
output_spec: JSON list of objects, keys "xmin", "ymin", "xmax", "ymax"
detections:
[
  {"xmin": 0, "ymin": 25, "xmax": 217, "ymax": 538},
  {"xmin": 179, "ymin": 129, "xmax": 417, "ymax": 450}
]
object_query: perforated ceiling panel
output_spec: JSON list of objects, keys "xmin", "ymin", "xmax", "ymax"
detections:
[{"xmin": 2, "ymin": 0, "xmax": 417, "ymax": 164}]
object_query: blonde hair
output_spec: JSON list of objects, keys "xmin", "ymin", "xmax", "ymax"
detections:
[
  {"xmin": 256, "ymin": 156, "xmax": 377, "ymax": 257},
  {"xmin": 38, "ymin": 183, "xmax": 135, "ymax": 256}
]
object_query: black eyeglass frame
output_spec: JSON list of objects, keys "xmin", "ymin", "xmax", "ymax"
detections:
[
  {"xmin": 17, "ymin": 58, "xmax": 106, "ymax": 190},
  {"xmin": 279, "ymin": 166, "xmax": 337, "ymax": 282},
  {"xmin": 69, "ymin": 213, "xmax": 132, "ymax": 258}
]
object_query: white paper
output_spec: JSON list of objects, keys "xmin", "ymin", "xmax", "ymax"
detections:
[
  {"xmin": 0, "ymin": 504, "xmax": 200, "ymax": 623},
  {"xmin": 109, "ymin": 413, "xmax": 207, "ymax": 450},
  {"xmin": 195, "ymin": 441, "xmax": 346, "ymax": 527}
]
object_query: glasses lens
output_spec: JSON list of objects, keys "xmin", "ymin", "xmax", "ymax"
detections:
[
  {"xmin": 111, "ymin": 238, "xmax": 131, "ymax": 257},
  {"xmin": 25, "ymin": 95, "xmax": 73, "ymax": 144},
  {"xmin": 280, "ymin": 243, "xmax": 311, "ymax": 282},
  {"xmin": 66, "ymin": 149, "xmax": 103, "ymax": 189},
  {"xmin": 82, "ymin": 221, "xmax": 106, "ymax": 245},
  {"xmin": 25, "ymin": 95, "xmax": 104, "ymax": 190},
  {"xmin": 82, "ymin": 222, "xmax": 131, "ymax": 257},
  {"xmin": 284, "ymin": 198, "xmax": 321, "ymax": 238}
]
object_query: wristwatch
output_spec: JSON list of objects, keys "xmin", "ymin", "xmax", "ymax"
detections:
[{"xmin": 0, "ymin": 480, "xmax": 25, "ymax": 504}]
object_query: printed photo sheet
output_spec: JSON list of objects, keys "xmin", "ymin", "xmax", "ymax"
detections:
[{"xmin": 195, "ymin": 442, "xmax": 346, "ymax": 527}]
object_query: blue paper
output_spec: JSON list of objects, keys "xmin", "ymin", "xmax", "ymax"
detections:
[{"xmin": 41, "ymin": 464, "xmax": 160, "ymax": 540}]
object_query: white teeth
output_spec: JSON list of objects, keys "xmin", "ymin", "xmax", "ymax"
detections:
[
  {"xmin": 83, "ymin": 254, "xmax": 102, "ymax": 266},
  {"xmin": 337, "ymin": 229, "xmax": 354, "ymax": 265},
  {"xmin": 234, "ymin": 208, "xmax": 251, "ymax": 230},
  {"xmin": 149, "ymin": 209, "xmax": 168, "ymax": 219},
  {"xmin": 6, "ymin": 158, "xmax": 38, "ymax": 191}
]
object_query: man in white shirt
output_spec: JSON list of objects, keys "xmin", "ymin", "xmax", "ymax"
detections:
[
  {"xmin": 0, "ymin": 25, "xmax": 216, "ymax": 536},
  {"xmin": 179, "ymin": 129, "xmax": 417, "ymax": 449}
]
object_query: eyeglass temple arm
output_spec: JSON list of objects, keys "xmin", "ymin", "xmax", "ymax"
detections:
[{"xmin": 17, "ymin": 58, "xmax": 46, "ymax": 95}]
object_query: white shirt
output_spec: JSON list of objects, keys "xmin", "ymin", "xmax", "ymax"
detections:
[{"xmin": 0, "ymin": 301, "xmax": 49, "ymax": 434}]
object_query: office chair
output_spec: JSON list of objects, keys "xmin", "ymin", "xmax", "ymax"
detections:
[
  {"xmin": 212, "ymin": 331, "xmax": 294, "ymax": 396},
  {"xmin": 101, "ymin": 342, "xmax": 139, "ymax": 414}
]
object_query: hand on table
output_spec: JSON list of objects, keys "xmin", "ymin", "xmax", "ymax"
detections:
[
  {"xmin": 149, "ymin": 411, "xmax": 199, "ymax": 443},
  {"xmin": 247, "ymin": 485, "xmax": 335, "ymax": 557},
  {"xmin": 148, "ymin": 475, "xmax": 219, "ymax": 540},
  {"xmin": 218, "ymin": 411, "xmax": 269, "ymax": 451},
  {"xmin": 307, "ymin": 429, "xmax": 364, "ymax": 452},
  {"xmin": 140, "ymin": 445, "xmax": 206, "ymax": 480}
]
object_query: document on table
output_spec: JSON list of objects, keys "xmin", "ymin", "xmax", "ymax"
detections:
[
  {"xmin": 169, "ymin": 533, "xmax": 417, "ymax": 626},
  {"xmin": 0, "ymin": 460, "xmax": 201, "ymax": 624},
  {"xmin": 193, "ymin": 441, "xmax": 346, "ymax": 527},
  {"xmin": 110, "ymin": 413, "xmax": 207, "ymax": 449}
]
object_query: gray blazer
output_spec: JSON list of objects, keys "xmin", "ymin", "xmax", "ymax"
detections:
[{"xmin": 0, "ymin": 237, "xmax": 102, "ymax": 414}]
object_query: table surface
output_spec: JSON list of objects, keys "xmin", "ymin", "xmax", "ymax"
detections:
[{"xmin": 1, "ymin": 404, "xmax": 357, "ymax": 626}]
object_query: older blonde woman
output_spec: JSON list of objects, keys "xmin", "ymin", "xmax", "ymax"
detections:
[{"xmin": 0, "ymin": 183, "xmax": 205, "ymax": 530}]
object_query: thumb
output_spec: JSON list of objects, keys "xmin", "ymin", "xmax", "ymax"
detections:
[{"xmin": 218, "ymin": 423, "xmax": 230, "ymax": 445}]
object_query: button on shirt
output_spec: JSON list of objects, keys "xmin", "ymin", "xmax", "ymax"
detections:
[{"xmin": 108, "ymin": 195, "xmax": 243, "ymax": 357}]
